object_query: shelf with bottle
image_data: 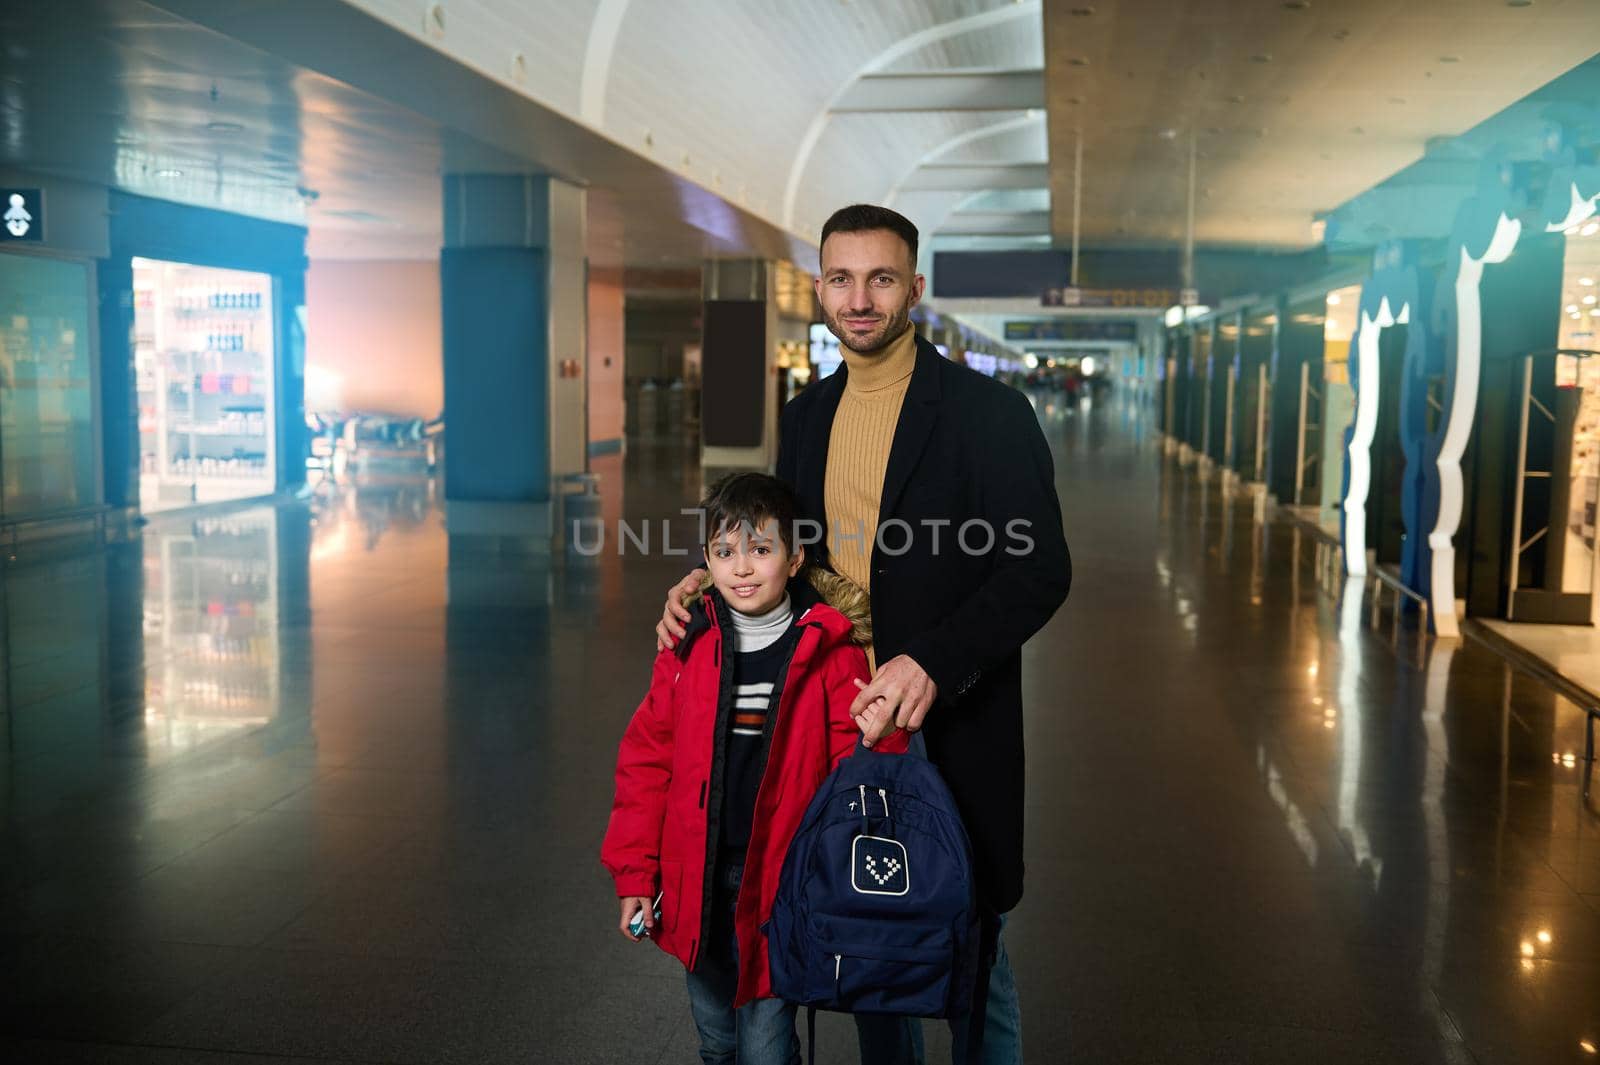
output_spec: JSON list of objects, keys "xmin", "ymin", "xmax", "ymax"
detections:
[
  {"xmin": 170, "ymin": 289, "xmax": 267, "ymax": 313},
  {"xmin": 168, "ymin": 408, "xmax": 268, "ymax": 437},
  {"xmin": 163, "ymin": 456, "xmax": 269, "ymax": 479},
  {"xmin": 189, "ymin": 371, "xmax": 263, "ymax": 397}
]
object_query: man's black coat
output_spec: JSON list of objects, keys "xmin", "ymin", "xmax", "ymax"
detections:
[{"xmin": 776, "ymin": 332, "xmax": 1071, "ymax": 913}]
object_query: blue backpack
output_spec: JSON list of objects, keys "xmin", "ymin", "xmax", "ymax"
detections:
[{"xmin": 766, "ymin": 733, "xmax": 981, "ymax": 1021}]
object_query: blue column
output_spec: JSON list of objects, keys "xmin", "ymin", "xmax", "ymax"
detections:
[{"xmin": 441, "ymin": 174, "xmax": 587, "ymax": 554}]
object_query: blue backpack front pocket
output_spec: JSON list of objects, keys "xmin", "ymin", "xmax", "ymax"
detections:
[{"xmin": 803, "ymin": 913, "xmax": 954, "ymax": 1014}]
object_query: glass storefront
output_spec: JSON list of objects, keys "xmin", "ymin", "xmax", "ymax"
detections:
[
  {"xmin": 1557, "ymin": 228, "xmax": 1600, "ymax": 593},
  {"xmin": 1504, "ymin": 222, "xmax": 1600, "ymax": 622},
  {"xmin": 0, "ymin": 252, "xmax": 97, "ymax": 520},
  {"xmin": 133, "ymin": 258, "xmax": 276, "ymax": 512}
]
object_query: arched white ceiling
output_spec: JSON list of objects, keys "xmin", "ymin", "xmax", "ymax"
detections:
[
  {"xmin": 778, "ymin": 0, "xmax": 1044, "ymax": 229},
  {"xmin": 579, "ymin": 0, "xmax": 632, "ymax": 126},
  {"xmin": 339, "ymin": 0, "xmax": 1047, "ymax": 253},
  {"xmin": 885, "ymin": 114, "xmax": 1045, "ymax": 207}
]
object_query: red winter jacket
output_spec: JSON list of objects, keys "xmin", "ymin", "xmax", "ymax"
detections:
[{"xmin": 601, "ymin": 584, "xmax": 907, "ymax": 1006}]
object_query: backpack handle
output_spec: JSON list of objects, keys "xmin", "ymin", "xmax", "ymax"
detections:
[{"xmin": 852, "ymin": 729, "xmax": 928, "ymax": 760}]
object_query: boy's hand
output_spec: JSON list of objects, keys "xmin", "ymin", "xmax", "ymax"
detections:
[
  {"xmin": 620, "ymin": 896, "xmax": 655, "ymax": 940},
  {"xmin": 657, "ymin": 569, "xmax": 707, "ymax": 651},
  {"xmin": 850, "ymin": 656, "xmax": 937, "ymax": 746}
]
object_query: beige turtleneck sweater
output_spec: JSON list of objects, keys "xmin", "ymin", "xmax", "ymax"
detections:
[{"xmin": 824, "ymin": 327, "xmax": 917, "ymax": 664}]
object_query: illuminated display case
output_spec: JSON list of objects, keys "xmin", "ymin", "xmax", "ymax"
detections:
[{"xmin": 134, "ymin": 258, "xmax": 276, "ymax": 512}]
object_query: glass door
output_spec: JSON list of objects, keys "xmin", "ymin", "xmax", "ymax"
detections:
[{"xmin": 0, "ymin": 252, "xmax": 97, "ymax": 520}]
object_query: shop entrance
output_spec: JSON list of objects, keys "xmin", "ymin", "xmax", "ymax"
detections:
[
  {"xmin": 133, "ymin": 258, "xmax": 276, "ymax": 512},
  {"xmin": 1506, "ymin": 349, "xmax": 1600, "ymax": 623}
]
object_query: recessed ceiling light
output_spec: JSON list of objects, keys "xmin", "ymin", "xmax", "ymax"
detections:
[
  {"xmin": 1159, "ymin": 128, "xmax": 1178, "ymax": 140},
  {"xmin": 1583, "ymin": 222, "xmax": 1600, "ymax": 236},
  {"xmin": 154, "ymin": 168, "xmax": 183, "ymax": 178},
  {"xmin": 1068, "ymin": 56, "xmax": 1090, "ymax": 66},
  {"xmin": 1570, "ymin": 304, "xmax": 1582, "ymax": 313},
  {"xmin": 1585, "ymin": 294, "xmax": 1598, "ymax": 305},
  {"xmin": 1580, "ymin": 277, "xmax": 1595, "ymax": 286}
]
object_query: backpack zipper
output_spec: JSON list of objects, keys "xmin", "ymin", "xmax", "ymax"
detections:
[{"xmin": 834, "ymin": 953, "xmax": 842, "ymax": 983}]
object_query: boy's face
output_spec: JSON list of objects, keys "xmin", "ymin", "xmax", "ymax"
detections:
[{"xmin": 705, "ymin": 518, "xmax": 803, "ymax": 616}]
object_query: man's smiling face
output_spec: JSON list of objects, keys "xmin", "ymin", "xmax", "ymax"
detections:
[{"xmin": 815, "ymin": 228, "xmax": 925, "ymax": 355}]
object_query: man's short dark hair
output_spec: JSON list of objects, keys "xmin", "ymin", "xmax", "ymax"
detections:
[{"xmin": 819, "ymin": 204, "xmax": 919, "ymax": 270}]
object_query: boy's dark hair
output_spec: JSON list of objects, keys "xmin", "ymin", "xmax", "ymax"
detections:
[
  {"xmin": 819, "ymin": 204, "xmax": 919, "ymax": 271},
  {"xmin": 693, "ymin": 472, "xmax": 873, "ymax": 645},
  {"xmin": 700, "ymin": 472, "xmax": 801, "ymax": 554}
]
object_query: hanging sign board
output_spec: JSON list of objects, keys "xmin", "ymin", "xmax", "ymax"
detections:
[
  {"xmin": 1042, "ymin": 286, "xmax": 1178, "ymax": 309},
  {"xmin": 1004, "ymin": 320, "xmax": 1138, "ymax": 342}
]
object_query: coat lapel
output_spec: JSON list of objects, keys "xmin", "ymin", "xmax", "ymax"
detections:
[
  {"xmin": 878, "ymin": 336, "xmax": 943, "ymax": 521},
  {"xmin": 798, "ymin": 368, "xmax": 847, "ymax": 518}
]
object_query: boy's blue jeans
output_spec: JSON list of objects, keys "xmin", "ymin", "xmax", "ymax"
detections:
[
  {"xmin": 853, "ymin": 915, "xmax": 1023, "ymax": 1065},
  {"xmin": 684, "ymin": 861, "xmax": 800, "ymax": 1065}
]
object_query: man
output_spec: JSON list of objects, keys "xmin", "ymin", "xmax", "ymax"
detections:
[{"xmin": 658, "ymin": 204, "xmax": 1070, "ymax": 1063}]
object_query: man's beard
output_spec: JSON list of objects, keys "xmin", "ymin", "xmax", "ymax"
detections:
[{"xmin": 824, "ymin": 299, "xmax": 913, "ymax": 355}]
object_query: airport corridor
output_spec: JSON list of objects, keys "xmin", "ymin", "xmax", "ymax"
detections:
[{"xmin": 2, "ymin": 393, "xmax": 1597, "ymax": 1064}]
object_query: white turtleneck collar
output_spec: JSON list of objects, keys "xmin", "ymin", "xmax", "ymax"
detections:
[{"xmin": 726, "ymin": 592, "xmax": 793, "ymax": 652}]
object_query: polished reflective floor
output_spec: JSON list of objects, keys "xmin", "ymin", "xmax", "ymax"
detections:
[{"xmin": 2, "ymin": 393, "xmax": 1598, "ymax": 1064}]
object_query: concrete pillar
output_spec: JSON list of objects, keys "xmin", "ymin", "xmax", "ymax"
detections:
[
  {"xmin": 701, "ymin": 259, "xmax": 777, "ymax": 473},
  {"xmin": 440, "ymin": 174, "xmax": 587, "ymax": 554}
]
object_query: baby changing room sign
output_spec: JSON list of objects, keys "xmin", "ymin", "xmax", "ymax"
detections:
[{"xmin": 2, "ymin": 188, "xmax": 43, "ymax": 243}]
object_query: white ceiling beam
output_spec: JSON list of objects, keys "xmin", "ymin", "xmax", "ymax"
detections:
[
  {"xmin": 833, "ymin": 71, "xmax": 1044, "ymax": 113},
  {"xmin": 937, "ymin": 210, "xmax": 1051, "ymax": 236},
  {"xmin": 883, "ymin": 113, "xmax": 1044, "ymax": 209},
  {"xmin": 902, "ymin": 163, "xmax": 1049, "ymax": 191}
]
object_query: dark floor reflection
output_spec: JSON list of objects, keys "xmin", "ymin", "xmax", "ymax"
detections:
[{"xmin": 0, "ymin": 392, "xmax": 1597, "ymax": 1063}]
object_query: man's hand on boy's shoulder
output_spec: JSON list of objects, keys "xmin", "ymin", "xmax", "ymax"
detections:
[{"xmin": 656, "ymin": 569, "xmax": 707, "ymax": 651}]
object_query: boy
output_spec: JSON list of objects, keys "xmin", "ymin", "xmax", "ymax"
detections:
[{"xmin": 602, "ymin": 473, "xmax": 904, "ymax": 1065}]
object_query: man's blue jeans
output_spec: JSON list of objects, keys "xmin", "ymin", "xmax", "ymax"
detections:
[
  {"xmin": 853, "ymin": 916, "xmax": 1023, "ymax": 1065},
  {"xmin": 685, "ymin": 862, "xmax": 800, "ymax": 1065}
]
